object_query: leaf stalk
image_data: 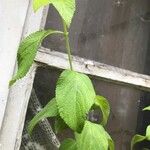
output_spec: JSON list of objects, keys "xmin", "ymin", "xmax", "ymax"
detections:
[{"xmin": 62, "ymin": 20, "xmax": 73, "ymax": 70}]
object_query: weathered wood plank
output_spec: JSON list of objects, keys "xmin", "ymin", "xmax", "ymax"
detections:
[
  {"xmin": 0, "ymin": 2, "xmax": 49, "ymax": 150},
  {"xmin": 0, "ymin": 65, "xmax": 37, "ymax": 150},
  {"xmin": 0, "ymin": 0, "xmax": 30, "ymax": 131},
  {"xmin": 36, "ymin": 47, "xmax": 150, "ymax": 92}
]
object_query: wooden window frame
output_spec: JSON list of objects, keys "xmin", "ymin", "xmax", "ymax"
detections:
[
  {"xmin": 1, "ymin": 1, "xmax": 150, "ymax": 150},
  {"xmin": 0, "ymin": 1, "xmax": 48, "ymax": 150}
]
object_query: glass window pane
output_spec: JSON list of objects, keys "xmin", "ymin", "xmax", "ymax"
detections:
[
  {"xmin": 42, "ymin": 0, "xmax": 150, "ymax": 75},
  {"xmin": 20, "ymin": 67, "xmax": 150, "ymax": 150}
]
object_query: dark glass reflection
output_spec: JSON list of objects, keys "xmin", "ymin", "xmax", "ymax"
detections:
[{"xmin": 43, "ymin": 0, "xmax": 150, "ymax": 75}]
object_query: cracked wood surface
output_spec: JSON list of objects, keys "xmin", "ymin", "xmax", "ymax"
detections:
[{"xmin": 36, "ymin": 47, "xmax": 150, "ymax": 92}]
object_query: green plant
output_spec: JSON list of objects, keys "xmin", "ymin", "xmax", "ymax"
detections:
[
  {"xmin": 10, "ymin": 0, "xmax": 114, "ymax": 149},
  {"xmin": 131, "ymin": 106, "xmax": 150, "ymax": 150}
]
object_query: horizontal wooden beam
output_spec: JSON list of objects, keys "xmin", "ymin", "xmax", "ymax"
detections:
[{"xmin": 36, "ymin": 47, "xmax": 150, "ymax": 92}]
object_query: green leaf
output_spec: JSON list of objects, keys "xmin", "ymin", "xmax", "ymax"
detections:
[
  {"xmin": 76, "ymin": 121, "xmax": 109, "ymax": 150},
  {"xmin": 146, "ymin": 125, "xmax": 150, "ymax": 140},
  {"xmin": 54, "ymin": 116, "xmax": 68, "ymax": 134},
  {"xmin": 59, "ymin": 121, "xmax": 114, "ymax": 150},
  {"xmin": 56, "ymin": 70, "xmax": 95, "ymax": 132},
  {"xmin": 33, "ymin": 0, "xmax": 75, "ymax": 27},
  {"xmin": 95, "ymin": 95, "xmax": 110, "ymax": 126},
  {"xmin": 108, "ymin": 139, "xmax": 115, "ymax": 150},
  {"xmin": 60, "ymin": 138, "xmax": 77, "ymax": 150},
  {"xmin": 33, "ymin": 0, "xmax": 50, "ymax": 11},
  {"xmin": 131, "ymin": 125, "xmax": 150, "ymax": 150},
  {"xmin": 104, "ymin": 131, "xmax": 115, "ymax": 150},
  {"xmin": 131, "ymin": 134, "xmax": 146, "ymax": 150},
  {"xmin": 143, "ymin": 106, "xmax": 150, "ymax": 111},
  {"xmin": 51, "ymin": 0, "xmax": 75, "ymax": 27},
  {"xmin": 28, "ymin": 98, "xmax": 58, "ymax": 134},
  {"xmin": 9, "ymin": 30, "xmax": 63, "ymax": 86}
]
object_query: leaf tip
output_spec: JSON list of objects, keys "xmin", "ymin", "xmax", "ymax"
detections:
[
  {"xmin": 32, "ymin": 0, "xmax": 38, "ymax": 12},
  {"xmin": 33, "ymin": 5, "xmax": 38, "ymax": 12},
  {"xmin": 9, "ymin": 79, "xmax": 16, "ymax": 87},
  {"xmin": 142, "ymin": 106, "xmax": 150, "ymax": 111}
]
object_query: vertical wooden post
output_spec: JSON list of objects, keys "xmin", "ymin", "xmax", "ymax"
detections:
[{"xmin": 0, "ymin": 0, "xmax": 48, "ymax": 149}]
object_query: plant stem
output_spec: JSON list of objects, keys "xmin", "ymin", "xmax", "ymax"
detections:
[{"xmin": 62, "ymin": 20, "xmax": 73, "ymax": 70}]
